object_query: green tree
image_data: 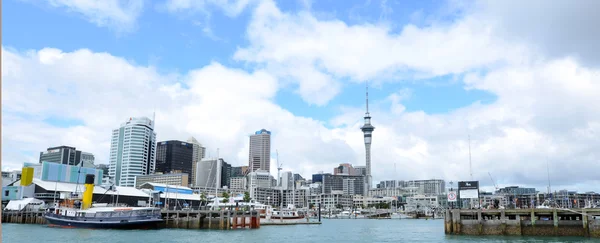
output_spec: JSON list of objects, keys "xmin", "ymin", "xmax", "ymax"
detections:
[
  {"xmin": 222, "ymin": 191, "xmax": 230, "ymax": 203},
  {"xmin": 199, "ymin": 192, "xmax": 207, "ymax": 207},
  {"xmin": 336, "ymin": 204, "xmax": 343, "ymax": 209},
  {"xmin": 243, "ymin": 191, "xmax": 251, "ymax": 202},
  {"xmin": 309, "ymin": 203, "xmax": 315, "ymax": 209}
]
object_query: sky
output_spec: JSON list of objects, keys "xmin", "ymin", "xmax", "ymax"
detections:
[{"xmin": 3, "ymin": 0, "xmax": 600, "ymax": 193}]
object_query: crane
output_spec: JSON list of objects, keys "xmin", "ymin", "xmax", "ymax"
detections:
[
  {"xmin": 488, "ymin": 172, "xmax": 499, "ymax": 191},
  {"xmin": 276, "ymin": 150, "xmax": 283, "ymax": 187}
]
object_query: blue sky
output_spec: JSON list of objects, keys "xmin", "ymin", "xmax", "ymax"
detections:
[
  {"xmin": 3, "ymin": 0, "xmax": 598, "ymax": 191},
  {"xmin": 3, "ymin": 0, "xmax": 495, "ymax": 126}
]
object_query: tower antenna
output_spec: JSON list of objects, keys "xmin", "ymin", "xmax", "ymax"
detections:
[{"xmin": 366, "ymin": 81, "xmax": 370, "ymax": 115}]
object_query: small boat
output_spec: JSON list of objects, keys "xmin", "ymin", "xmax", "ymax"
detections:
[{"xmin": 43, "ymin": 174, "xmax": 163, "ymax": 229}]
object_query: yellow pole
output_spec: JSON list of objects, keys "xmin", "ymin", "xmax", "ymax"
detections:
[{"xmin": 82, "ymin": 174, "xmax": 95, "ymax": 210}]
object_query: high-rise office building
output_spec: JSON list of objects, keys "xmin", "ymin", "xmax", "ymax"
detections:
[
  {"xmin": 155, "ymin": 140, "xmax": 194, "ymax": 184},
  {"xmin": 39, "ymin": 146, "xmax": 95, "ymax": 167},
  {"xmin": 231, "ymin": 166, "xmax": 249, "ymax": 177},
  {"xmin": 280, "ymin": 171, "xmax": 294, "ymax": 190},
  {"xmin": 108, "ymin": 117, "xmax": 157, "ymax": 187},
  {"xmin": 195, "ymin": 158, "xmax": 231, "ymax": 189},
  {"xmin": 248, "ymin": 129, "xmax": 271, "ymax": 172},
  {"xmin": 187, "ymin": 137, "xmax": 206, "ymax": 187},
  {"xmin": 333, "ymin": 163, "xmax": 359, "ymax": 175}
]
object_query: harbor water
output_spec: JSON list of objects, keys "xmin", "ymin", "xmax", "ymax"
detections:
[{"xmin": 2, "ymin": 219, "xmax": 596, "ymax": 243}]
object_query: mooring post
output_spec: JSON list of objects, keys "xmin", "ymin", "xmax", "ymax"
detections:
[
  {"xmin": 318, "ymin": 203, "xmax": 321, "ymax": 222},
  {"xmin": 242, "ymin": 212, "xmax": 246, "ymax": 228},
  {"xmin": 477, "ymin": 209, "xmax": 483, "ymax": 235},
  {"xmin": 530, "ymin": 209, "xmax": 536, "ymax": 227},
  {"xmin": 219, "ymin": 210, "xmax": 224, "ymax": 229},
  {"xmin": 232, "ymin": 210, "xmax": 237, "ymax": 229},
  {"xmin": 582, "ymin": 209, "xmax": 589, "ymax": 237}
]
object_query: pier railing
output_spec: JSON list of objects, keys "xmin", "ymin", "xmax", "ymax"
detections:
[{"xmin": 445, "ymin": 208, "xmax": 600, "ymax": 238}]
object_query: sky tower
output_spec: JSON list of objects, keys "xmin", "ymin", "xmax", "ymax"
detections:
[{"xmin": 361, "ymin": 83, "xmax": 375, "ymax": 195}]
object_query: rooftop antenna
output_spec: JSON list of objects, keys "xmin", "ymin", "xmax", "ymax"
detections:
[{"xmin": 468, "ymin": 134, "xmax": 473, "ymax": 180}]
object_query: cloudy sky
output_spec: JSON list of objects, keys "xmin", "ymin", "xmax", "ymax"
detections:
[{"xmin": 3, "ymin": 0, "xmax": 600, "ymax": 192}]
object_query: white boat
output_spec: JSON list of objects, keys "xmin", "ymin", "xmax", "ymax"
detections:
[{"xmin": 390, "ymin": 212, "xmax": 413, "ymax": 219}]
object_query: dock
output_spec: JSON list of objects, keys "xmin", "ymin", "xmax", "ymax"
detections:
[{"xmin": 445, "ymin": 208, "xmax": 600, "ymax": 238}]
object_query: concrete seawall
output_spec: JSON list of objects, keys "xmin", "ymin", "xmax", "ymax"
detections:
[{"xmin": 445, "ymin": 208, "xmax": 600, "ymax": 238}]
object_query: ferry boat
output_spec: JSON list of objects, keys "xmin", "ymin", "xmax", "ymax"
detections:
[
  {"xmin": 207, "ymin": 199, "xmax": 306, "ymax": 223},
  {"xmin": 43, "ymin": 174, "xmax": 163, "ymax": 229},
  {"xmin": 45, "ymin": 205, "xmax": 163, "ymax": 229}
]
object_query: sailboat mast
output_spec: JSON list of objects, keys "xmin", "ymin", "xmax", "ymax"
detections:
[{"xmin": 468, "ymin": 135, "xmax": 473, "ymax": 180}]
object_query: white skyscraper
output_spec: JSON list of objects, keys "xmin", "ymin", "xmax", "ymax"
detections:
[
  {"xmin": 187, "ymin": 136, "xmax": 206, "ymax": 187},
  {"xmin": 249, "ymin": 129, "xmax": 271, "ymax": 173},
  {"xmin": 108, "ymin": 117, "xmax": 157, "ymax": 187}
]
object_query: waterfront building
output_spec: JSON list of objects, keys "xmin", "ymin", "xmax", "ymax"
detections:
[
  {"xmin": 399, "ymin": 179, "xmax": 446, "ymax": 196},
  {"xmin": 24, "ymin": 161, "xmax": 103, "ymax": 185},
  {"xmin": 229, "ymin": 176, "xmax": 247, "ymax": 190},
  {"xmin": 138, "ymin": 182, "xmax": 193, "ymax": 195},
  {"xmin": 191, "ymin": 186, "xmax": 246, "ymax": 197},
  {"xmin": 248, "ymin": 170, "xmax": 273, "ymax": 189},
  {"xmin": 404, "ymin": 195, "xmax": 440, "ymax": 211},
  {"xmin": 39, "ymin": 146, "xmax": 95, "ymax": 167},
  {"xmin": 195, "ymin": 158, "xmax": 231, "ymax": 189},
  {"xmin": 281, "ymin": 188, "xmax": 309, "ymax": 208},
  {"xmin": 497, "ymin": 186, "xmax": 537, "ymax": 195},
  {"xmin": 360, "ymin": 85, "xmax": 375, "ymax": 194},
  {"xmin": 108, "ymin": 117, "xmax": 157, "ymax": 187},
  {"xmin": 155, "ymin": 140, "xmax": 194, "ymax": 185},
  {"xmin": 311, "ymin": 173, "xmax": 365, "ymax": 195},
  {"xmin": 134, "ymin": 173, "xmax": 189, "ymax": 188},
  {"xmin": 248, "ymin": 129, "xmax": 271, "ymax": 173},
  {"xmin": 2, "ymin": 171, "xmax": 22, "ymax": 187},
  {"xmin": 307, "ymin": 182, "xmax": 322, "ymax": 195},
  {"xmin": 308, "ymin": 191, "xmax": 353, "ymax": 210},
  {"xmin": 353, "ymin": 195, "xmax": 396, "ymax": 208},
  {"xmin": 250, "ymin": 186, "xmax": 280, "ymax": 206},
  {"xmin": 369, "ymin": 187, "xmax": 411, "ymax": 198},
  {"xmin": 187, "ymin": 137, "xmax": 206, "ymax": 187},
  {"xmin": 4, "ymin": 177, "xmax": 155, "ymax": 206}
]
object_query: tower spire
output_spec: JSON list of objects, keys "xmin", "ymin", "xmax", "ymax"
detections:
[{"xmin": 366, "ymin": 81, "xmax": 370, "ymax": 115}]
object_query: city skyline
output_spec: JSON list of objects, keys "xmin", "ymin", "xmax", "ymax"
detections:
[{"xmin": 3, "ymin": 0, "xmax": 600, "ymax": 193}]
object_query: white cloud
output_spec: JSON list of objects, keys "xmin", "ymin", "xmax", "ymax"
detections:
[
  {"xmin": 163, "ymin": 0, "xmax": 252, "ymax": 17},
  {"xmin": 38, "ymin": 0, "xmax": 144, "ymax": 32},
  {"xmin": 234, "ymin": 0, "xmax": 531, "ymax": 105},
  {"xmin": 1, "ymin": 46, "xmax": 355, "ymax": 180},
  {"xmin": 4, "ymin": 0, "xmax": 600, "ymax": 193}
]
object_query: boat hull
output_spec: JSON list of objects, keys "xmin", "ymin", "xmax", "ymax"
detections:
[{"xmin": 44, "ymin": 215, "xmax": 163, "ymax": 229}]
